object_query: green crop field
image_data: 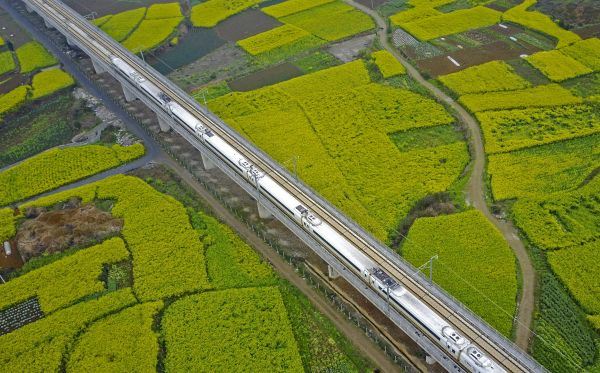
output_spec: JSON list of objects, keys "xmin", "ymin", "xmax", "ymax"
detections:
[
  {"xmin": 0, "ymin": 86, "xmax": 29, "ymax": 120},
  {"xmin": 163, "ymin": 287, "xmax": 304, "ymax": 372},
  {"xmin": 209, "ymin": 61, "xmax": 466, "ymax": 241},
  {"xmin": 145, "ymin": 2, "xmax": 182, "ymax": 19},
  {"xmin": 372, "ymin": 50, "xmax": 406, "ymax": 78},
  {"xmin": 512, "ymin": 176, "xmax": 600, "ymax": 251},
  {"xmin": 438, "ymin": 60, "xmax": 532, "ymax": 95},
  {"xmin": 237, "ymin": 24, "xmax": 312, "ymax": 55},
  {"xmin": 390, "ymin": 7, "xmax": 442, "ymax": 25},
  {"xmin": 280, "ymin": 1, "xmax": 374, "ymax": 41},
  {"xmin": 502, "ymin": 0, "xmax": 580, "ymax": 48},
  {"xmin": 123, "ymin": 17, "xmax": 182, "ymax": 52},
  {"xmin": 526, "ymin": 50, "xmax": 593, "ymax": 82},
  {"xmin": 15, "ymin": 41, "xmax": 57, "ymax": 73},
  {"xmin": 561, "ymin": 38, "xmax": 600, "ymax": 71},
  {"xmin": 477, "ymin": 104, "xmax": 600, "ymax": 153},
  {"xmin": 0, "ymin": 208, "xmax": 16, "ymax": 242},
  {"xmin": 99, "ymin": 8, "xmax": 146, "ymax": 42},
  {"xmin": 191, "ymin": 0, "xmax": 264, "ymax": 27},
  {"xmin": 0, "ymin": 238, "xmax": 128, "ymax": 313},
  {"xmin": 402, "ymin": 210, "xmax": 518, "ymax": 336},
  {"xmin": 30, "ymin": 69, "xmax": 75, "ymax": 100},
  {"xmin": 459, "ymin": 84, "xmax": 582, "ymax": 112},
  {"xmin": 67, "ymin": 301, "xmax": 162, "ymax": 372},
  {"xmin": 487, "ymin": 134, "xmax": 599, "ymax": 200},
  {"xmin": 262, "ymin": 0, "xmax": 335, "ymax": 17},
  {"xmin": 401, "ymin": 6, "xmax": 502, "ymax": 41},
  {"xmin": 0, "ymin": 51, "xmax": 15, "ymax": 75},
  {"xmin": 0, "ymin": 144, "xmax": 145, "ymax": 206}
]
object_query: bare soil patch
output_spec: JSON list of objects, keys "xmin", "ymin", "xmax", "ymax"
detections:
[
  {"xmin": 416, "ymin": 40, "xmax": 540, "ymax": 77},
  {"xmin": 0, "ymin": 9, "xmax": 31, "ymax": 48},
  {"xmin": 228, "ymin": 62, "xmax": 303, "ymax": 91},
  {"xmin": 0, "ymin": 73, "xmax": 28, "ymax": 95},
  {"xmin": 215, "ymin": 9, "xmax": 281, "ymax": 42},
  {"xmin": 328, "ymin": 33, "xmax": 376, "ymax": 63},
  {"xmin": 17, "ymin": 201, "xmax": 122, "ymax": 262}
]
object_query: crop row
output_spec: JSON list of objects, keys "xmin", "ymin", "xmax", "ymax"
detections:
[
  {"xmin": 0, "ymin": 51, "xmax": 15, "ymax": 75},
  {"xmin": 237, "ymin": 24, "xmax": 311, "ymax": 55},
  {"xmin": 96, "ymin": 8, "xmax": 146, "ymax": 42},
  {"xmin": 15, "ymin": 41, "xmax": 57, "ymax": 73},
  {"xmin": 67, "ymin": 301, "xmax": 162, "ymax": 372},
  {"xmin": 525, "ymin": 50, "xmax": 592, "ymax": 82},
  {"xmin": 402, "ymin": 210, "xmax": 518, "ymax": 336},
  {"xmin": 30, "ymin": 68, "xmax": 75, "ymax": 100},
  {"xmin": 122, "ymin": 17, "xmax": 182, "ymax": 53},
  {"xmin": 0, "ymin": 237, "xmax": 129, "ymax": 313},
  {"xmin": 0, "ymin": 208, "xmax": 15, "ymax": 242},
  {"xmin": 0, "ymin": 144, "xmax": 145, "ymax": 206},
  {"xmin": 162, "ymin": 287, "xmax": 304, "ymax": 372},
  {"xmin": 488, "ymin": 133, "xmax": 599, "ymax": 200},
  {"xmin": 0, "ymin": 289, "xmax": 136, "ymax": 372},
  {"xmin": 438, "ymin": 60, "xmax": 531, "ymax": 96},
  {"xmin": 459, "ymin": 84, "xmax": 582, "ymax": 112},
  {"xmin": 477, "ymin": 103, "xmax": 599, "ymax": 153},
  {"xmin": 262, "ymin": 0, "xmax": 335, "ymax": 18},
  {"xmin": 400, "ymin": 6, "xmax": 501, "ymax": 41}
]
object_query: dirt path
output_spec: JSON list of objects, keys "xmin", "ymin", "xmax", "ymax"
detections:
[
  {"xmin": 157, "ymin": 155, "xmax": 406, "ymax": 373},
  {"xmin": 345, "ymin": 0, "xmax": 535, "ymax": 350}
]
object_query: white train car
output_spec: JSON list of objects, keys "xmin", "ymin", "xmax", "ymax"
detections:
[{"xmin": 108, "ymin": 57, "xmax": 508, "ymax": 373}]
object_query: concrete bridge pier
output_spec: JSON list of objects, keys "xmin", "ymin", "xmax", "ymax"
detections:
[
  {"xmin": 44, "ymin": 19, "xmax": 54, "ymax": 29},
  {"xmin": 157, "ymin": 115, "xmax": 171, "ymax": 132},
  {"xmin": 257, "ymin": 202, "xmax": 273, "ymax": 219},
  {"xmin": 24, "ymin": 3, "xmax": 34, "ymax": 13},
  {"xmin": 122, "ymin": 85, "xmax": 137, "ymax": 102},
  {"xmin": 91, "ymin": 57, "xmax": 107, "ymax": 75},
  {"xmin": 425, "ymin": 355, "xmax": 436, "ymax": 365},
  {"xmin": 200, "ymin": 153, "xmax": 215, "ymax": 170},
  {"xmin": 328, "ymin": 264, "xmax": 340, "ymax": 279}
]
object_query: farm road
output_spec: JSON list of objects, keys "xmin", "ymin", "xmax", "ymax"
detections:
[{"xmin": 346, "ymin": 0, "xmax": 535, "ymax": 350}]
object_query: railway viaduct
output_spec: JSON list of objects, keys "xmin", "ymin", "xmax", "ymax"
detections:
[{"xmin": 19, "ymin": 0, "xmax": 545, "ymax": 371}]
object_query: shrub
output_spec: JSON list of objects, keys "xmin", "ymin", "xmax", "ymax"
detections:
[
  {"xmin": 547, "ymin": 240, "xmax": 600, "ymax": 315},
  {"xmin": 67, "ymin": 301, "xmax": 162, "ymax": 372},
  {"xmin": 0, "ymin": 208, "xmax": 15, "ymax": 241},
  {"xmin": 210, "ymin": 61, "xmax": 466, "ymax": 241},
  {"xmin": 401, "ymin": 6, "xmax": 502, "ymax": 41},
  {"xmin": 0, "ymin": 237, "xmax": 129, "ymax": 313},
  {"xmin": 237, "ymin": 24, "xmax": 311, "ymax": 55},
  {"xmin": 15, "ymin": 41, "xmax": 57, "ymax": 73},
  {"xmin": 512, "ymin": 176, "xmax": 600, "ymax": 250},
  {"xmin": 526, "ymin": 50, "xmax": 592, "ymax": 82},
  {"xmin": 0, "ymin": 144, "xmax": 145, "ymax": 206},
  {"xmin": 0, "ymin": 289, "xmax": 136, "ymax": 372},
  {"xmin": 503, "ymin": 0, "xmax": 580, "ymax": 48},
  {"xmin": 123, "ymin": 17, "xmax": 182, "ymax": 52},
  {"xmin": 163, "ymin": 287, "xmax": 303, "ymax": 372},
  {"xmin": 30, "ymin": 68, "xmax": 75, "ymax": 100},
  {"xmin": 190, "ymin": 0, "xmax": 263, "ymax": 27},
  {"xmin": 100, "ymin": 8, "xmax": 146, "ymax": 41},
  {"xmin": 0, "ymin": 85, "xmax": 29, "ymax": 119},
  {"xmin": 192, "ymin": 211, "xmax": 275, "ymax": 289},
  {"xmin": 487, "ymin": 134, "xmax": 599, "ymax": 200},
  {"xmin": 477, "ymin": 104, "xmax": 600, "ymax": 153},
  {"xmin": 0, "ymin": 51, "xmax": 15, "ymax": 75},
  {"xmin": 438, "ymin": 60, "xmax": 531, "ymax": 95},
  {"xmin": 95, "ymin": 175, "xmax": 211, "ymax": 300},
  {"xmin": 459, "ymin": 84, "xmax": 582, "ymax": 112},
  {"xmin": 372, "ymin": 50, "xmax": 405, "ymax": 78},
  {"xmin": 145, "ymin": 3, "xmax": 182, "ymax": 19},
  {"xmin": 560, "ymin": 37, "xmax": 600, "ymax": 71},
  {"xmin": 402, "ymin": 210, "xmax": 518, "ymax": 336},
  {"xmin": 262, "ymin": 0, "xmax": 335, "ymax": 17},
  {"xmin": 281, "ymin": 1, "xmax": 374, "ymax": 41}
]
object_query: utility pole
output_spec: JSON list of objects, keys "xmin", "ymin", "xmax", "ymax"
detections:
[{"xmin": 415, "ymin": 254, "xmax": 438, "ymax": 282}]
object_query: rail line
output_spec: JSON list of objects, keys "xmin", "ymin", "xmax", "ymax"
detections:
[{"xmin": 27, "ymin": 0, "xmax": 544, "ymax": 371}]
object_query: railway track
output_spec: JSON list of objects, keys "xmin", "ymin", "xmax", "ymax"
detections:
[{"xmin": 27, "ymin": 1, "xmax": 543, "ymax": 371}]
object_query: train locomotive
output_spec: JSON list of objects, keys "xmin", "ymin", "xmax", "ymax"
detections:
[{"xmin": 109, "ymin": 51, "xmax": 506, "ymax": 373}]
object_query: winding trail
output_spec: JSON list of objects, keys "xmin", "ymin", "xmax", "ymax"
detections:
[{"xmin": 346, "ymin": 0, "xmax": 535, "ymax": 350}]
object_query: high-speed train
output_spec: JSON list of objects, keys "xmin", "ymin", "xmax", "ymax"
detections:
[
  {"xmin": 110, "ymin": 56, "xmax": 506, "ymax": 373},
  {"xmin": 33, "ymin": 3, "xmax": 507, "ymax": 370}
]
